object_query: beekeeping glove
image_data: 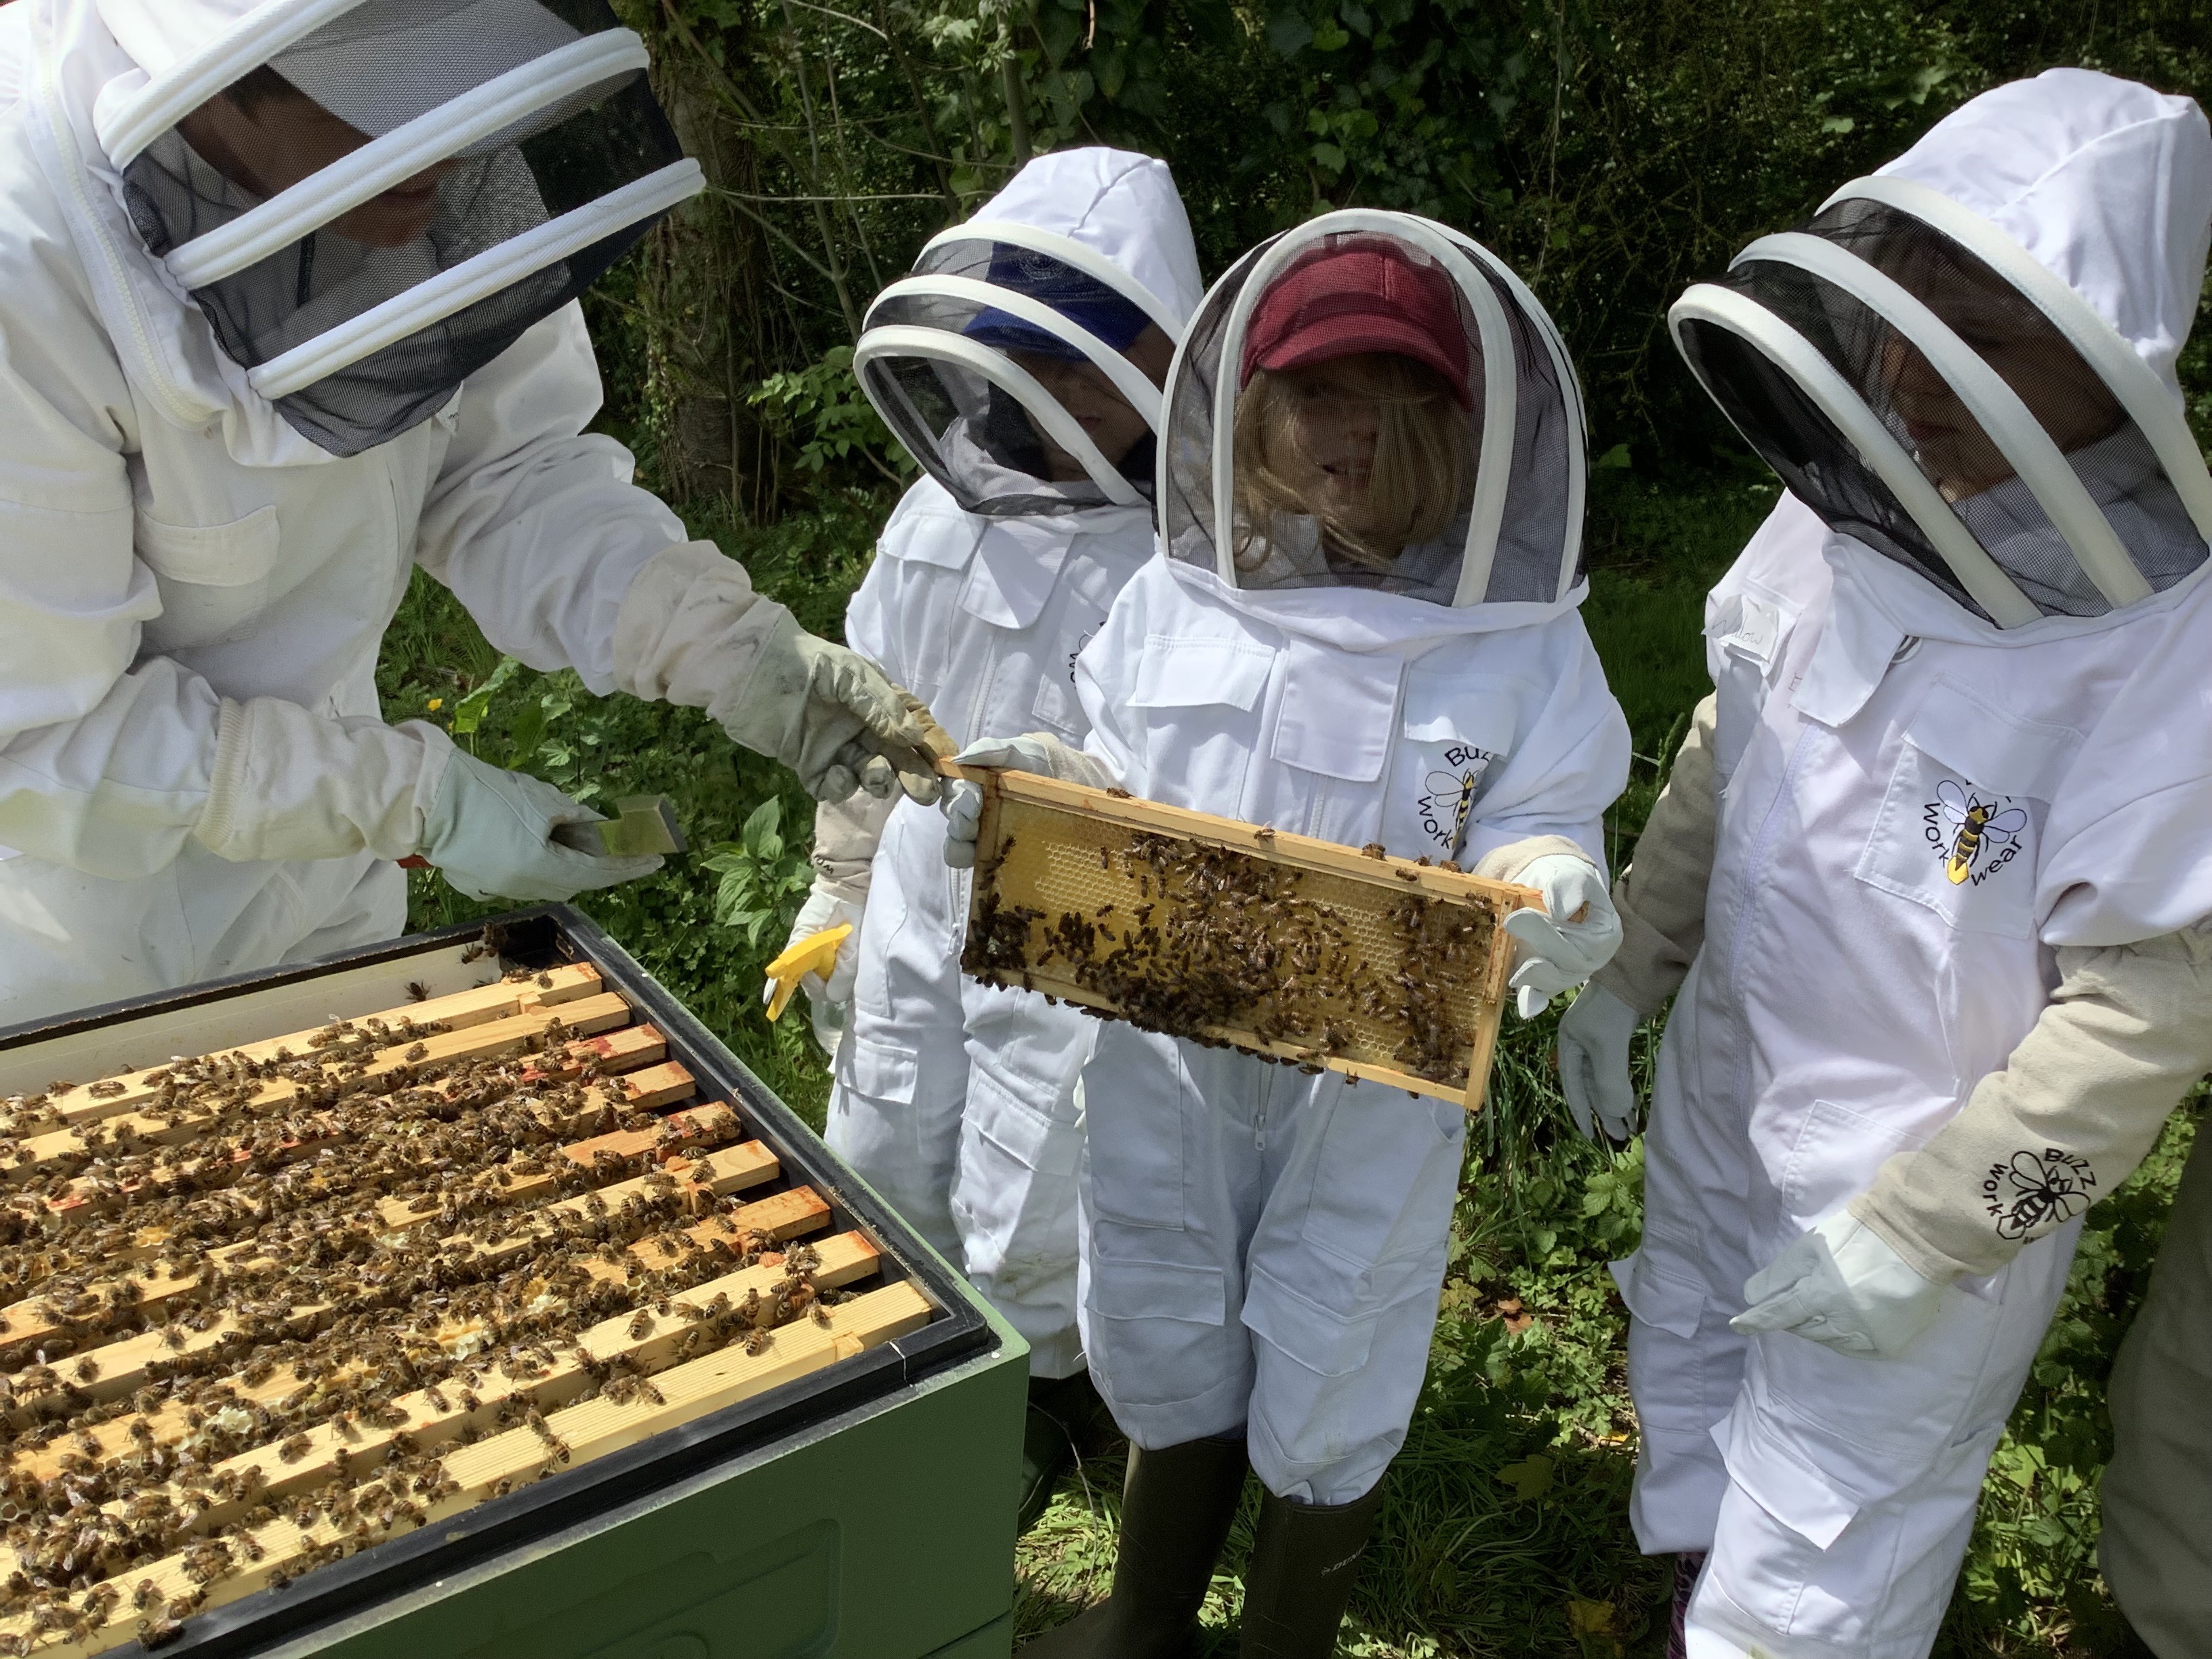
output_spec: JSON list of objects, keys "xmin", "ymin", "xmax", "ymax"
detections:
[
  {"xmin": 942, "ymin": 733, "xmax": 1117, "ymax": 869},
  {"xmin": 421, "ymin": 750, "xmax": 663, "ymax": 901},
  {"xmin": 1556, "ymin": 982, "xmax": 1643, "ymax": 1143},
  {"xmin": 1498, "ymin": 853, "xmax": 1623, "ymax": 1019},
  {"xmin": 1730, "ymin": 1210, "xmax": 1950, "ymax": 1360},
  {"xmin": 613, "ymin": 539, "xmax": 942, "ymax": 806},
  {"xmin": 768, "ymin": 886, "xmax": 865, "ymax": 1053}
]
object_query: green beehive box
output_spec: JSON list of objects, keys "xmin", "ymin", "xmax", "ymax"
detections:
[{"xmin": 0, "ymin": 909, "xmax": 1025, "ymax": 1659}]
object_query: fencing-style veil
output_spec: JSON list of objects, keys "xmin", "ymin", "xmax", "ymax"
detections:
[
  {"xmin": 1162, "ymin": 211, "xmax": 1586, "ymax": 609},
  {"xmin": 855, "ymin": 225, "xmax": 1182, "ymax": 516},
  {"xmin": 1671, "ymin": 75, "xmax": 2212, "ymax": 627},
  {"xmin": 96, "ymin": 0, "xmax": 703, "ymax": 457}
]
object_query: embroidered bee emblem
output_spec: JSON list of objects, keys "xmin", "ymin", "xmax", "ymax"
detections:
[
  {"xmin": 1414, "ymin": 743, "xmax": 1497, "ymax": 859},
  {"xmin": 1925, "ymin": 780, "xmax": 2028, "ymax": 886},
  {"xmin": 1982, "ymin": 1147, "xmax": 2096, "ymax": 1240}
]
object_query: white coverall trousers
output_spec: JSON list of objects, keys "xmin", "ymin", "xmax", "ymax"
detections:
[
  {"xmin": 1078, "ymin": 1027, "xmax": 1465, "ymax": 1504},
  {"xmin": 1620, "ymin": 960, "xmax": 2079, "ymax": 1659},
  {"xmin": 826, "ymin": 799, "xmax": 1090, "ymax": 1375}
]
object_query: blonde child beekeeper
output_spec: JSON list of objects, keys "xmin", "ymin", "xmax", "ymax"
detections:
[
  {"xmin": 1554, "ymin": 71, "xmax": 2212, "ymax": 1659},
  {"xmin": 771, "ymin": 148, "xmax": 1204, "ymax": 1529},
  {"xmin": 946, "ymin": 213, "xmax": 1632, "ymax": 1657}
]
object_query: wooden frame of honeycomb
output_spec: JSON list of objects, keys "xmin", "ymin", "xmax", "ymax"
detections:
[
  {"xmin": 0, "ymin": 953, "xmax": 933, "ymax": 1657},
  {"xmin": 959, "ymin": 770, "xmax": 1536, "ymax": 1109}
]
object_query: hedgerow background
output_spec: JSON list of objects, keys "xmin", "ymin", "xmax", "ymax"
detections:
[{"xmin": 380, "ymin": 1, "xmax": 2212, "ymax": 1650}]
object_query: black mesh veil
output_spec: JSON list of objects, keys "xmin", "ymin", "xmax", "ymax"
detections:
[
  {"xmin": 854, "ymin": 232, "xmax": 1175, "ymax": 518},
  {"xmin": 119, "ymin": 0, "xmax": 697, "ymax": 457},
  {"xmin": 1161, "ymin": 216, "xmax": 1584, "ymax": 608},
  {"xmin": 1674, "ymin": 195, "xmax": 2207, "ymax": 622}
]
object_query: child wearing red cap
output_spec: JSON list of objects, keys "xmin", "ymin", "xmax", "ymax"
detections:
[{"xmin": 946, "ymin": 215, "xmax": 1630, "ymax": 1657}]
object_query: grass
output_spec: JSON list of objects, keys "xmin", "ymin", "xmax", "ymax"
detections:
[{"xmin": 381, "ymin": 467, "xmax": 2193, "ymax": 1658}]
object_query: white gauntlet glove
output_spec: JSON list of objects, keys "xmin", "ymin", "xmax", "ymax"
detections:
[
  {"xmin": 766, "ymin": 886, "xmax": 865, "ymax": 1054},
  {"xmin": 1730, "ymin": 1210, "xmax": 1950, "ymax": 1360},
  {"xmin": 613, "ymin": 541, "xmax": 943, "ymax": 806},
  {"xmin": 941, "ymin": 734, "xmax": 1116, "ymax": 869},
  {"xmin": 1502, "ymin": 854, "xmax": 1624, "ymax": 1018},
  {"xmin": 1556, "ymin": 982, "xmax": 1643, "ymax": 1143},
  {"xmin": 420, "ymin": 750, "xmax": 663, "ymax": 902},
  {"xmin": 191, "ymin": 699, "xmax": 659, "ymax": 902}
]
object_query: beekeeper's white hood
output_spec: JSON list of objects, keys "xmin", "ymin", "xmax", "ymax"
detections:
[
  {"xmin": 1672, "ymin": 69, "xmax": 2212, "ymax": 634},
  {"xmin": 855, "ymin": 146, "xmax": 1204, "ymax": 516},
  {"xmin": 23, "ymin": 0, "xmax": 700, "ymax": 462},
  {"xmin": 1152, "ymin": 209, "xmax": 1591, "ymax": 653}
]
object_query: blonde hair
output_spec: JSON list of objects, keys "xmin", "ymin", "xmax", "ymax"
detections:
[{"xmin": 1231, "ymin": 354, "xmax": 1468, "ymax": 573}]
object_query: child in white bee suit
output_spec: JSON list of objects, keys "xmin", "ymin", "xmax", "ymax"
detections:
[
  {"xmin": 947, "ymin": 213, "xmax": 1632, "ymax": 1656},
  {"xmin": 1552, "ymin": 70, "xmax": 2212, "ymax": 1659},
  {"xmin": 771, "ymin": 148, "xmax": 1204, "ymax": 1527}
]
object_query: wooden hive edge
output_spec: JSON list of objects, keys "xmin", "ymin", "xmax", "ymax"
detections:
[
  {"xmin": 986, "ymin": 769, "xmax": 1542, "ymax": 913},
  {"xmin": 1, "ymin": 1278, "xmax": 926, "ymax": 1659}
]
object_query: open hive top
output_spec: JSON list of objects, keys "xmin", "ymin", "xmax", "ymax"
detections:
[
  {"xmin": 960, "ymin": 771, "xmax": 1533, "ymax": 1107},
  {"xmin": 0, "ymin": 935, "xmax": 939, "ymax": 1658}
]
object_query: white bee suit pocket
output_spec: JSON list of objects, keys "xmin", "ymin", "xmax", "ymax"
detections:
[
  {"xmin": 958, "ymin": 518, "xmax": 1071, "ymax": 629},
  {"xmin": 1389, "ymin": 678, "xmax": 1519, "ymax": 859},
  {"xmin": 1855, "ymin": 678, "xmax": 2081, "ymax": 939},
  {"xmin": 1269, "ymin": 641, "xmax": 1400, "ymax": 783},
  {"xmin": 1082, "ymin": 1023, "xmax": 1192, "ymax": 1231},
  {"xmin": 135, "ymin": 506, "xmax": 285, "ymax": 649},
  {"xmin": 1086, "ymin": 1254, "xmax": 1229, "ymax": 1411},
  {"xmin": 1769, "ymin": 1097, "xmax": 1939, "ymax": 1236},
  {"xmin": 1126, "ymin": 632, "xmax": 1275, "ymax": 808}
]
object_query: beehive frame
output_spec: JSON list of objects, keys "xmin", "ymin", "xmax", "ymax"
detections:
[
  {"xmin": 0, "ymin": 913, "xmax": 985, "ymax": 1659},
  {"xmin": 960, "ymin": 770, "xmax": 1536, "ymax": 1108}
]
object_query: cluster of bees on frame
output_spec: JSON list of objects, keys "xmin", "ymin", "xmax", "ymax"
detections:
[
  {"xmin": 0, "ymin": 942, "xmax": 845, "ymax": 1654},
  {"xmin": 965, "ymin": 829, "xmax": 1496, "ymax": 1089}
]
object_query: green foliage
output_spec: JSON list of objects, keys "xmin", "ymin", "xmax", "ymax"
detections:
[
  {"xmin": 703, "ymin": 797, "xmax": 817, "ymax": 946},
  {"xmin": 747, "ymin": 345, "xmax": 914, "ymax": 482}
]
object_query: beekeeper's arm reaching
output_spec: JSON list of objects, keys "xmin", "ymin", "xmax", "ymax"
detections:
[
  {"xmin": 417, "ymin": 306, "xmax": 943, "ymax": 811},
  {"xmin": 0, "ymin": 314, "xmax": 933, "ymax": 907},
  {"xmin": 1734, "ymin": 924, "xmax": 2212, "ymax": 1358},
  {"xmin": 1555, "ymin": 693, "xmax": 1719, "ymax": 1141}
]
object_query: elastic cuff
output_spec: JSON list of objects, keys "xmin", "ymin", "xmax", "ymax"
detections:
[
  {"xmin": 1472, "ymin": 834, "xmax": 1589, "ymax": 886},
  {"xmin": 1591, "ymin": 908, "xmax": 1691, "ymax": 1020},
  {"xmin": 1848, "ymin": 1191, "xmax": 1982, "ymax": 1286},
  {"xmin": 811, "ymin": 869, "xmax": 872, "ymax": 907},
  {"xmin": 192, "ymin": 697, "xmax": 254, "ymax": 857}
]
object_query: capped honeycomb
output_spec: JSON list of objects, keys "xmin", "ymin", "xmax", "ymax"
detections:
[{"xmin": 960, "ymin": 771, "xmax": 1530, "ymax": 1107}]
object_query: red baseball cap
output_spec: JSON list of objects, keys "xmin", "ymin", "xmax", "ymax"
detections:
[{"xmin": 1240, "ymin": 241, "xmax": 1473, "ymax": 408}]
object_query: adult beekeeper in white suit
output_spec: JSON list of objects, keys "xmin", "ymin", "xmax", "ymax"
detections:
[
  {"xmin": 773, "ymin": 146, "xmax": 1204, "ymax": 1530},
  {"xmin": 1553, "ymin": 70, "xmax": 2212, "ymax": 1659},
  {"xmin": 0, "ymin": 0, "xmax": 940, "ymax": 1031}
]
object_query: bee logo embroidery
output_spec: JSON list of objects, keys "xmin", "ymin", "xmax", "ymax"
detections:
[
  {"xmin": 1982, "ymin": 1147, "xmax": 2095, "ymax": 1240},
  {"xmin": 1925, "ymin": 780, "xmax": 2028, "ymax": 886},
  {"xmin": 1415, "ymin": 744, "xmax": 1498, "ymax": 858},
  {"xmin": 1067, "ymin": 628, "xmax": 1097, "ymax": 685}
]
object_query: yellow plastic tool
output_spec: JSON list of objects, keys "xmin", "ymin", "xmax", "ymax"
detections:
[{"xmin": 763, "ymin": 924, "xmax": 853, "ymax": 1021}]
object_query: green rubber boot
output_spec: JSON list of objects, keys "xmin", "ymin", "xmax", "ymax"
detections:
[
  {"xmin": 1018, "ymin": 1372, "xmax": 1115, "ymax": 1535},
  {"xmin": 1019, "ymin": 1434, "xmax": 1250, "ymax": 1658},
  {"xmin": 1235, "ymin": 1481, "xmax": 1385, "ymax": 1658}
]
